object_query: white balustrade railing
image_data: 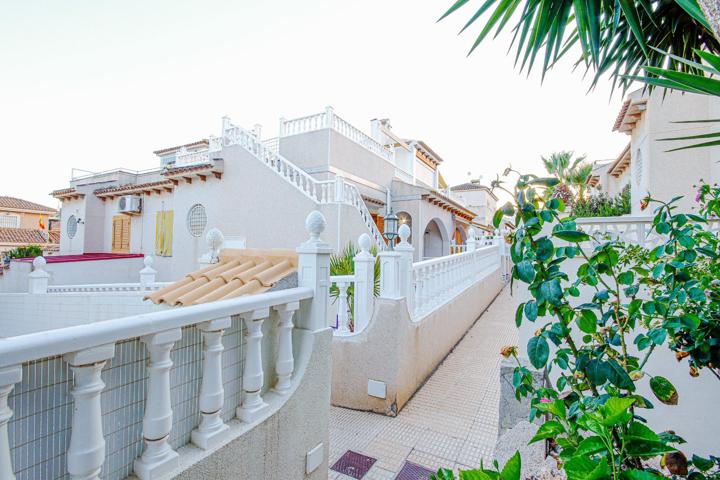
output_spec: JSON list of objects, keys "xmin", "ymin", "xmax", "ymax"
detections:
[
  {"xmin": 221, "ymin": 118, "xmax": 387, "ymax": 247},
  {"xmin": 280, "ymin": 107, "xmax": 395, "ymax": 164},
  {"xmin": 263, "ymin": 136, "xmax": 279, "ymax": 154},
  {"xmin": 330, "ymin": 274, "xmax": 354, "ymax": 334},
  {"xmin": 46, "ymin": 282, "xmax": 172, "ymax": 293},
  {"xmin": 174, "ymin": 148, "xmax": 210, "ymax": 167},
  {"xmin": 574, "ymin": 216, "xmax": 720, "ymax": 248},
  {"xmin": 1, "ymin": 211, "xmax": 333, "ymax": 480},
  {"xmin": 411, "ymin": 245, "xmax": 500, "ymax": 319}
]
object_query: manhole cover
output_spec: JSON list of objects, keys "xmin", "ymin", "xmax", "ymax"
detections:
[
  {"xmin": 395, "ymin": 461, "xmax": 436, "ymax": 480},
  {"xmin": 330, "ymin": 450, "xmax": 377, "ymax": 479}
]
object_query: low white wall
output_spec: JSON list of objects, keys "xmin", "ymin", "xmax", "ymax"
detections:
[
  {"xmin": 516, "ymin": 257, "xmax": 718, "ymax": 456},
  {"xmin": 331, "ymin": 267, "xmax": 504, "ymax": 415},
  {"xmin": 0, "ymin": 256, "xmax": 147, "ymax": 293},
  {"xmin": 0, "ymin": 292, "xmax": 165, "ymax": 337}
]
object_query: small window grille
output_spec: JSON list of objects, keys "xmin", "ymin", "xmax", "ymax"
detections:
[
  {"xmin": 67, "ymin": 215, "xmax": 78, "ymax": 239},
  {"xmin": 186, "ymin": 204, "xmax": 207, "ymax": 237}
]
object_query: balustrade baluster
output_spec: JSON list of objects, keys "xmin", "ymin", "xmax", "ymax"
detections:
[
  {"xmin": 192, "ymin": 318, "xmax": 231, "ymax": 450},
  {"xmin": 238, "ymin": 308, "xmax": 270, "ymax": 422},
  {"xmin": 135, "ymin": 329, "xmax": 182, "ymax": 479},
  {"xmin": 0, "ymin": 366, "xmax": 21, "ymax": 480},
  {"xmin": 273, "ymin": 302, "xmax": 299, "ymax": 393},
  {"xmin": 335, "ymin": 282, "xmax": 351, "ymax": 333},
  {"xmin": 64, "ymin": 344, "xmax": 115, "ymax": 480}
]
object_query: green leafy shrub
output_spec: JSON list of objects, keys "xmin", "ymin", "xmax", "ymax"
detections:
[
  {"xmin": 6, "ymin": 245, "xmax": 43, "ymax": 259},
  {"xmin": 472, "ymin": 170, "xmax": 720, "ymax": 480},
  {"xmin": 431, "ymin": 451, "xmax": 520, "ymax": 480},
  {"xmin": 573, "ymin": 185, "xmax": 631, "ymax": 218}
]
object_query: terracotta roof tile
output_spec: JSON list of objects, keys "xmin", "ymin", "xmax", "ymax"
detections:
[
  {"xmin": 0, "ymin": 228, "xmax": 57, "ymax": 245},
  {"xmin": 94, "ymin": 180, "xmax": 174, "ymax": 196},
  {"xmin": 153, "ymin": 139, "xmax": 209, "ymax": 156},
  {"xmin": 0, "ymin": 196, "xmax": 57, "ymax": 213},
  {"xmin": 162, "ymin": 163, "xmax": 215, "ymax": 176},
  {"xmin": 145, "ymin": 249, "xmax": 297, "ymax": 306}
]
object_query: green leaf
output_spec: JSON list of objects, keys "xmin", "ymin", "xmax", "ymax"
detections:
[
  {"xmin": 618, "ymin": 271, "xmax": 635, "ymax": 285},
  {"xmin": 691, "ymin": 455, "xmax": 715, "ymax": 471},
  {"xmin": 493, "ymin": 209, "xmax": 504, "ymax": 229},
  {"xmin": 564, "ymin": 454, "xmax": 611, "ymax": 480},
  {"xmin": 585, "ymin": 359, "xmax": 608, "ymax": 386},
  {"xmin": 627, "ymin": 422, "xmax": 660, "ymax": 442},
  {"xmin": 621, "ymin": 469, "xmax": 667, "ymax": 480},
  {"xmin": 515, "ymin": 260, "xmax": 536, "ymax": 283},
  {"xmin": 606, "ymin": 359, "xmax": 636, "ymax": 391},
  {"xmin": 599, "ymin": 396, "xmax": 635, "ymax": 426},
  {"xmin": 524, "ymin": 300, "xmax": 539, "ymax": 322},
  {"xmin": 527, "ymin": 336, "xmax": 550, "ymax": 369},
  {"xmin": 673, "ymin": 0, "xmax": 713, "ymax": 31},
  {"xmin": 529, "ymin": 420, "xmax": 565, "ymax": 443},
  {"xmin": 515, "ymin": 303, "xmax": 525, "ymax": 327},
  {"xmin": 500, "ymin": 451, "xmax": 521, "ymax": 480},
  {"xmin": 650, "ymin": 376, "xmax": 678, "ymax": 405},
  {"xmin": 553, "ymin": 230, "xmax": 590, "ymax": 242},
  {"xmin": 576, "ymin": 310, "xmax": 597, "ymax": 334},
  {"xmin": 459, "ymin": 470, "xmax": 495, "ymax": 480},
  {"xmin": 539, "ymin": 279, "xmax": 563, "ymax": 305},
  {"xmin": 536, "ymin": 237, "xmax": 555, "ymax": 262},
  {"xmin": 575, "ymin": 436, "xmax": 607, "ymax": 456},
  {"xmin": 432, "ymin": 468, "xmax": 457, "ymax": 480}
]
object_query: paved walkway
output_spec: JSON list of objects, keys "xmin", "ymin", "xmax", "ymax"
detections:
[{"xmin": 328, "ymin": 285, "xmax": 518, "ymax": 479}]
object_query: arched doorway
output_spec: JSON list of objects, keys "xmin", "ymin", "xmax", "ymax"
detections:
[
  {"xmin": 451, "ymin": 226, "xmax": 467, "ymax": 254},
  {"xmin": 423, "ymin": 218, "xmax": 448, "ymax": 259}
]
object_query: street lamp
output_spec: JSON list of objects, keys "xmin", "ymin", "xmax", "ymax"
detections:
[{"xmin": 383, "ymin": 209, "xmax": 399, "ymax": 250}]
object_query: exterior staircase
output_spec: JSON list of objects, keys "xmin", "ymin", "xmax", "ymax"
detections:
[{"xmin": 213, "ymin": 120, "xmax": 386, "ymax": 247}]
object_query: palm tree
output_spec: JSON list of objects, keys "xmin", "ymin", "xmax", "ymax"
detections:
[{"xmin": 541, "ymin": 151, "xmax": 592, "ymax": 201}]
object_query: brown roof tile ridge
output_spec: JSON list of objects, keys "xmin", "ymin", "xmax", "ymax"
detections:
[{"xmin": 254, "ymin": 260, "xmax": 295, "ymax": 287}]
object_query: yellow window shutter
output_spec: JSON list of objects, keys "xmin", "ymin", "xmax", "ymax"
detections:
[
  {"xmin": 164, "ymin": 210, "xmax": 174, "ymax": 256},
  {"xmin": 155, "ymin": 212, "xmax": 163, "ymax": 256}
]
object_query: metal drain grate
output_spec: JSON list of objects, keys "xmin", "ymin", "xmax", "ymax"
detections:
[
  {"xmin": 330, "ymin": 450, "xmax": 377, "ymax": 479},
  {"xmin": 395, "ymin": 461, "xmax": 436, "ymax": 480}
]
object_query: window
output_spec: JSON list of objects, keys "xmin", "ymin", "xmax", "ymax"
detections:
[
  {"xmin": 187, "ymin": 204, "xmax": 207, "ymax": 237},
  {"xmin": 111, "ymin": 215, "xmax": 131, "ymax": 253},
  {"xmin": 0, "ymin": 215, "xmax": 19, "ymax": 228},
  {"xmin": 155, "ymin": 210, "xmax": 174, "ymax": 257},
  {"xmin": 67, "ymin": 215, "xmax": 78, "ymax": 239}
]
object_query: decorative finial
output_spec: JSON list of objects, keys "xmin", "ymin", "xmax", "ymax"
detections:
[
  {"xmin": 398, "ymin": 224, "xmax": 411, "ymax": 244},
  {"xmin": 206, "ymin": 228, "xmax": 224, "ymax": 250},
  {"xmin": 358, "ymin": 233, "xmax": 371, "ymax": 253},
  {"xmin": 305, "ymin": 211, "xmax": 327, "ymax": 241},
  {"xmin": 32, "ymin": 256, "xmax": 46, "ymax": 270},
  {"xmin": 468, "ymin": 227, "xmax": 477, "ymax": 240},
  {"xmin": 143, "ymin": 255, "xmax": 154, "ymax": 268}
]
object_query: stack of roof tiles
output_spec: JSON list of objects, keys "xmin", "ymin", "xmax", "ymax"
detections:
[{"xmin": 145, "ymin": 249, "xmax": 298, "ymax": 306}]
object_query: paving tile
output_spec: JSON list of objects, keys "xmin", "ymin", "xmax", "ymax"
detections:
[
  {"xmin": 455, "ymin": 439, "xmax": 495, "ymax": 468},
  {"xmin": 415, "ymin": 430, "xmax": 463, "ymax": 461},
  {"xmin": 364, "ymin": 465, "xmax": 398, "ymax": 480},
  {"xmin": 405, "ymin": 449, "xmax": 454, "ymax": 473},
  {"xmin": 361, "ymin": 438, "xmax": 413, "ymax": 472}
]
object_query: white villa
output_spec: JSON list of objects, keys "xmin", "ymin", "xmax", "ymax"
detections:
[
  {"xmin": 587, "ymin": 88, "xmax": 720, "ymax": 212},
  {"xmin": 47, "ymin": 109, "xmax": 495, "ymax": 282}
]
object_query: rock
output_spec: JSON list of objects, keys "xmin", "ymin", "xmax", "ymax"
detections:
[
  {"xmin": 498, "ymin": 358, "xmax": 546, "ymax": 436},
  {"xmin": 494, "ymin": 421, "xmax": 564, "ymax": 480}
]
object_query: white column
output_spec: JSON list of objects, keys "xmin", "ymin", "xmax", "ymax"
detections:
[
  {"xmin": 325, "ymin": 106, "xmax": 335, "ymax": 128},
  {"xmin": 466, "ymin": 227, "xmax": 477, "ymax": 252},
  {"xmin": 335, "ymin": 281, "xmax": 351, "ymax": 334},
  {"xmin": 278, "ymin": 117, "xmax": 286, "ymax": 137},
  {"xmin": 296, "ymin": 211, "xmax": 333, "ymax": 332},
  {"xmin": 378, "ymin": 250, "xmax": 402, "ymax": 300},
  {"xmin": 396, "ymin": 225, "xmax": 414, "ymax": 311},
  {"xmin": 64, "ymin": 344, "xmax": 115, "ymax": 480},
  {"xmin": 135, "ymin": 328, "xmax": 182, "ymax": 480},
  {"xmin": 28, "ymin": 256, "xmax": 49, "ymax": 294},
  {"xmin": 139, "ymin": 256, "xmax": 157, "ymax": 288},
  {"xmin": 334, "ymin": 175, "xmax": 345, "ymax": 203},
  {"xmin": 191, "ymin": 317, "xmax": 231, "ymax": 450},
  {"xmin": 353, "ymin": 234, "xmax": 375, "ymax": 333},
  {"xmin": 238, "ymin": 308, "xmax": 270, "ymax": 422},
  {"xmin": 0, "ymin": 366, "xmax": 21, "ymax": 480},
  {"xmin": 273, "ymin": 302, "xmax": 299, "ymax": 393}
]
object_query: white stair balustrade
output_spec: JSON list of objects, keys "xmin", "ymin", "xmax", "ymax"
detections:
[
  {"xmin": 342, "ymin": 182, "xmax": 386, "ymax": 247},
  {"xmin": 352, "ymin": 234, "xmax": 375, "ymax": 334},
  {"xmin": 135, "ymin": 328, "xmax": 182, "ymax": 479},
  {"xmin": 238, "ymin": 308, "xmax": 270, "ymax": 423},
  {"xmin": 64, "ymin": 344, "xmax": 115, "ymax": 480},
  {"xmin": 273, "ymin": 301, "xmax": 299, "ymax": 393},
  {"xmin": 396, "ymin": 225, "xmax": 415, "ymax": 312},
  {"xmin": 191, "ymin": 317, "xmax": 232, "ymax": 450},
  {"xmin": 0, "ymin": 366, "xmax": 21, "ymax": 480}
]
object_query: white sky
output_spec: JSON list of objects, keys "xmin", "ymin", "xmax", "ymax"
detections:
[{"xmin": 1, "ymin": 0, "xmax": 631, "ymax": 208}]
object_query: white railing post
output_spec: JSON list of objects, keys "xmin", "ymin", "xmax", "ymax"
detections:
[
  {"xmin": 396, "ymin": 225, "xmax": 414, "ymax": 311},
  {"xmin": 135, "ymin": 328, "xmax": 182, "ymax": 479},
  {"xmin": 139, "ymin": 256, "xmax": 157, "ymax": 288},
  {"xmin": 279, "ymin": 117, "xmax": 286, "ymax": 137},
  {"xmin": 333, "ymin": 278, "xmax": 352, "ymax": 334},
  {"xmin": 378, "ymin": 249, "xmax": 402, "ymax": 300},
  {"xmin": 191, "ymin": 317, "xmax": 231, "ymax": 450},
  {"xmin": 353, "ymin": 234, "xmax": 375, "ymax": 333},
  {"xmin": 0, "ymin": 366, "xmax": 21, "ymax": 480},
  {"xmin": 467, "ymin": 227, "xmax": 477, "ymax": 252},
  {"xmin": 325, "ymin": 106, "xmax": 334, "ymax": 128},
  {"xmin": 296, "ymin": 211, "xmax": 333, "ymax": 331},
  {"xmin": 28, "ymin": 256, "xmax": 49, "ymax": 294},
  {"xmin": 334, "ymin": 176, "xmax": 345, "ymax": 203},
  {"xmin": 64, "ymin": 344, "xmax": 115, "ymax": 480},
  {"xmin": 273, "ymin": 301, "xmax": 299, "ymax": 393},
  {"xmin": 238, "ymin": 308, "xmax": 270, "ymax": 423}
]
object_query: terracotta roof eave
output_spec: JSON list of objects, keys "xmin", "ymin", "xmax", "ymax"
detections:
[
  {"xmin": 607, "ymin": 143, "xmax": 631, "ymax": 177},
  {"xmin": 94, "ymin": 180, "xmax": 175, "ymax": 197},
  {"xmin": 415, "ymin": 140, "xmax": 444, "ymax": 164},
  {"xmin": 0, "ymin": 196, "xmax": 58, "ymax": 213},
  {"xmin": 422, "ymin": 192, "xmax": 476, "ymax": 220},
  {"xmin": 361, "ymin": 195, "xmax": 386, "ymax": 207},
  {"xmin": 153, "ymin": 139, "xmax": 209, "ymax": 156}
]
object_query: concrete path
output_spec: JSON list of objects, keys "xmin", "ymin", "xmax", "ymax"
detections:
[{"xmin": 328, "ymin": 285, "xmax": 518, "ymax": 479}]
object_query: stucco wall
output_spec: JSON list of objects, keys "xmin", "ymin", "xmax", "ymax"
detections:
[
  {"xmin": 515, "ymin": 257, "xmax": 719, "ymax": 456},
  {"xmin": 331, "ymin": 267, "xmax": 504, "ymax": 415}
]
